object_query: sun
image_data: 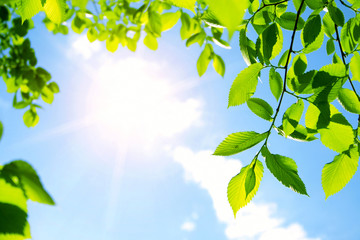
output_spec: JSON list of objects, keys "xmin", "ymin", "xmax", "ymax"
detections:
[{"xmin": 84, "ymin": 56, "xmax": 203, "ymax": 146}]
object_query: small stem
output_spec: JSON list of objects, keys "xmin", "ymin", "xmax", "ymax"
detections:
[
  {"xmin": 339, "ymin": 0, "xmax": 359, "ymax": 13},
  {"xmin": 263, "ymin": 0, "xmax": 305, "ymax": 146},
  {"xmin": 284, "ymin": 90, "xmax": 310, "ymax": 101}
]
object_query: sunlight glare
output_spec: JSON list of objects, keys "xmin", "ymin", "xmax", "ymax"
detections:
[{"xmin": 86, "ymin": 57, "xmax": 202, "ymax": 145}]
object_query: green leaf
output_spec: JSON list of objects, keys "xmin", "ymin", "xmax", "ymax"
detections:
[
  {"xmin": 48, "ymin": 82, "xmax": 60, "ymax": 93},
  {"xmin": 144, "ymin": 34, "xmax": 158, "ymax": 51},
  {"xmin": 44, "ymin": 0, "xmax": 66, "ymax": 24},
  {"xmin": 309, "ymin": 63, "xmax": 347, "ymax": 103},
  {"xmin": 197, "ymin": 44, "xmax": 212, "ymax": 76},
  {"xmin": 227, "ymin": 159, "xmax": 263, "ymax": 217},
  {"xmin": 278, "ymin": 49, "xmax": 290, "ymax": 67},
  {"xmin": 186, "ymin": 32, "xmax": 206, "ymax": 47},
  {"xmin": 341, "ymin": 19, "xmax": 356, "ymax": 53},
  {"xmin": 301, "ymin": 14, "xmax": 324, "ymax": 53},
  {"xmin": 328, "ymin": 4, "xmax": 345, "ymax": 27},
  {"xmin": 246, "ymin": 98, "xmax": 273, "ymax": 121},
  {"xmin": 72, "ymin": 0, "xmax": 88, "ymax": 10},
  {"xmin": 305, "ymin": 0, "xmax": 324, "ymax": 10},
  {"xmin": 23, "ymin": 109, "xmax": 39, "ymax": 128},
  {"xmin": 2, "ymin": 160, "xmax": 55, "ymax": 205},
  {"xmin": 164, "ymin": 0, "xmax": 195, "ymax": 12},
  {"xmin": 148, "ymin": 11, "xmax": 162, "ymax": 37},
  {"xmin": 214, "ymin": 131, "xmax": 267, "ymax": 156},
  {"xmin": 337, "ymin": 88, "xmax": 360, "ymax": 114},
  {"xmin": 0, "ymin": 121, "xmax": 2, "ymax": 141},
  {"xmin": 161, "ymin": 11, "xmax": 181, "ymax": 31},
  {"xmin": 204, "ymin": 0, "xmax": 249, "ymax": 37},
  {"xmin": 106, "ymin": 35, "xmax": 119, "ymax": 53},
  {"xmin": 261, "ymin": 23, "xmax": 283, "ymax": 62},
  {"xmin": 87, "ymin": 27, "xmax": 98, "ymax": 43},
  {"xmin": 318, "ymin": 105, "xmax": 354, "ymax": 153},
  {"xmin": 276, "ymin": 12, "xmax": 305, "ymax": 31},
  {"xmin": 41, "ymin": 86, "xmax": 54, "ymax": 104},
  {"xmin": 282, "ymin": 99, "xmax": 304, "ymax": 136},
  {"xmin": 261, "ymin": 146, "xmax": 308, "ymax": 195},
  {"xmin": 292, "ymin": 53, "xmax": 307, "ymax": 76},
  {"xmin": 277, "ymin": 124, "xmax": 317, "ymax": 142},
  {"xmin": 228, "ymin": 63, "xmax": 263, "ymax": 107},
  {"xmin": 0, "ymin": 178, "xmax": 30, "ymax": 238},
  {"xmin": 322, "ymin": 145, "xmax": 359, "ymax": 199},
  {"xmin": 212, "ymin": 54, "xmax": 225, "ymax": 77},
  {"xmin": 322, "ymin": 12, "xmax": 335, "ymax": 38},
  {"xmin": 350, "ymin": 52, "xmax": 360, "ymax": 81},
  {"xmin": 239, "ymin": 29, "xmax": 257, "ymax": 66},
  {"xmin": 244, "ymin": 163, "xmax": 256, "ymax": 198},
  {"xmin": 326, "ymin": 39, "xmax": 335, "ymax": 55},
  {"xmin": 269, "ymin": 68, "xmax": 283, "ymax": 101},
  {"xmin": 17, "ymin": 0, "xmax": 42, "ymax": 22}
]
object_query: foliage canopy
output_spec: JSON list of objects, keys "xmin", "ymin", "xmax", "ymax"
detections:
[{"xmin": 1, "ymin": 0, "xmax": 360, "ymax": 238}]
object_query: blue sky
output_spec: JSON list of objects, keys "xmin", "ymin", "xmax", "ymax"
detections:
[{"xmin": 1, "ymin": 9, "xmax": 360, "ymax": 240}]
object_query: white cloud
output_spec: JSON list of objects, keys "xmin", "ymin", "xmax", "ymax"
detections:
[
  {"xmin": 181, "ymin": 221, "xmax": 196, "ymax": 232},
  {"xmin": 173, "ymin": 147, "xmax": 321, "ymax": 240},
  {"xmin": 70, "ymin": 35, "xmax": 101, "ymax": 59}
]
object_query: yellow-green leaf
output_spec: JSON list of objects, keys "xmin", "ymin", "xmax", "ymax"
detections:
[
  {"xmin": 44, "ymin": 0, "xmax": 65, "ymax": 24},
  {"xmin": 322, "ymin": 145, "xmax": 359, "ymax": 199},
  {"xmin": 214, "ymin": 131, "xmax": 267, "ymax": 156},
  {"xmin": 227, "ymin": 159, "xmax": 263, "ymax": 217},
  {"xmin": 228, "ymin": 63, "xmax": 263, "ymax": 107}
]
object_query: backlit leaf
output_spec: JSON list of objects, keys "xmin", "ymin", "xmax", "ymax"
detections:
[
  {"xmin": 214, "ymin": 131, "xmax": 267, "ymax": 156},
  {"xmin": 44, "ymin": 0, "xmax": 66, "ymax": 24},
  {"xmin": 337, "ymin": 88, "xmax": 360, "ymax": 114},
  {"xmin": 247, "ymin": 98, "xmax": 273, "ymax": 121},
  {"xmin": 261, "ymin": 146, "xmax": 308, "ymax": 195},
  {"xmin": 228, "ymin": 63, "xmax": 263, "ymax": 107},
  {"xmin": 2, "ymin": 160, "xmax": 55, "ymax": 205},
  {"xmin": 197, "ymin": 44, "xmax": 212, "ymax": 76},
  {"xmin": 282, "ymin": 99, "xmax": 304, "ymax": 136},
  {"xmin": 144, "ymin": 34, "xmax": 158, "ymax": 50},
  {"xmin": 269, "ymin": 68, "xmax": 283, "ymax": 101},
  {"xmin": 322, "ymin": 145, "xmax": 359, "ymax": 199},
  {"xmin": 161, "ymin": 11, "xmax": 181, "ymax": 31},
  {"xmin": 228, "ymin": 159, "xmax": 263, "ymax": 217},
  {"xmin": 261, "ymin": 23, "xmax": 283, "ymax": 62},
  {"xmin": 204, "ymin": 0, "xmax": 249, "ymax": 37},
  {"xmin": 326, "ymin": 39, "xmax": 335, "ymax": 55},
  {"xmin": 212, "ymin": 54, "xmax": 225, "ymax": 77},
  {"xmin": 23, "ymin": 109, "xmax": 39, "ymax": 128},
  {"xmin": 301, "ymin": 14, "xmax": 324, "ymax": 53},
  {"xmin": 239, "ymin": 29, "xmax": 257, "ymax": 66},
  {"xmin": 17, "ymin": 0, "xmax": 42, "ymax": 22},
  {"xmin": 350, "ymin": 52, "xmax": 360, "ymax": 81},
  {"xmin": 164, "ymin": 0, "xmax": 195, "ymax": 12}
]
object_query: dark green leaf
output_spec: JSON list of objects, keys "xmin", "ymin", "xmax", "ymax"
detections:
[
  {"xmin": 328, "ymin": 4, "xmax": 344, "ymax": 27},
  {"xmin": 261, "ymin": 23, "xmax": 283, "ymax": 62},
  {"xmin": 350, "ymin": 52, "xmax": 360, "ymax": 81},
  {"xmin": 301, "ymin": 14, "xmax": 324, "ymax": 53},
  {"xmin": 277, "ymin": 12, "xmax": 305, "ymax": 31},
  {"xmin": 239, "ymin": 29, "xmax": 257, "ymax": 66},
  {"xmin": 261, "ymin": 146, "xmax": 308, "ymax": 195},
  {"xmin": 326, "ymin": 39, "xmax": 335, "ymax": 55},
  {"xmin": 292, "ymin": 53, "xmax": 307, "ymax": 76}
]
